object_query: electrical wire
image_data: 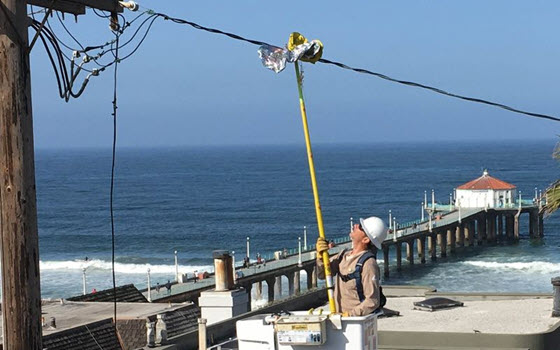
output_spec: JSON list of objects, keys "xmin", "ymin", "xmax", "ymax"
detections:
[
  {"xmin": 317, "ymin": 58, "xmax": 560, "ymax": 123},
  {"xmin": 55, "ymin": 11, "xmax": 85, "ymax": 51},
  {"xmin": 154, "ymin": 12, "xmax": 559, "ymax": 123},
  {"xmin": 34, "ymin": 6, "xmax": 558, "ymax": 121},
  {"xmin": 110, "ymin": 30, "xmax": 120, "ymax": 331}
]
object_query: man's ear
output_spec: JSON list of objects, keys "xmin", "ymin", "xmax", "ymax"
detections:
[{"xmin": 362, "ymin": 236, "xmax": 371, "ymax": 245}]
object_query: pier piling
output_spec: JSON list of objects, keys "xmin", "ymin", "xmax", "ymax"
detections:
[
  {"xmin": 406, "ymin": 240, "xmax": 414, "ymax": 264},
  {"xmin": 447, "ymin": 228, "xmax": 456, "ymax": 253},
  {"xmin": 417, "ymin": 237, "xmax": 426, "ymax": 264},
  {"xmin": 429, "ymin": 235, "xmax": 437, "ymax": 261},
  {"xmin": 274, "ymin": 276, "xmax": 282, "ymax": 298},
  {"xmin": 396, "ymin": 243, "xmax": 403, "ymax": 271},
  {"xmin": 477, "ymin": 218, "xmax": 484, "ymax": 245},
  {"xmin": 438, "ymin": 231, "xmax": 447, "ymax": 258},
  {"xmin": 266, "ymin": 278, "xmax": 275, "ymax": 302},
  {"xmin": 497, "ymin": 214, "xmax": 503, "ymax": 237},
  {"xmin": 383, "ymin": 248, "xmax": 390, "ymax": 277}
]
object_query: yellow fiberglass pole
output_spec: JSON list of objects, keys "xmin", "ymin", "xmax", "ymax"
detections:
[{"xmin": 294, "ymin": 62, "xmax": 336, "ymax": 313}]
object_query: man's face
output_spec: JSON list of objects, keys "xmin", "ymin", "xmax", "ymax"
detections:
[{"xmin": 350, "ymin": 223, "xmax": 369, "ymax": 246}]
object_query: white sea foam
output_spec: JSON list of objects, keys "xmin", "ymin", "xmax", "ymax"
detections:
[
  {"xmin": 39, "ymin": 259, "xmax": 213, "ymax": 274},
  {"xmin": 463, "ymin": 260, "xmax": 560, "ymax": 274}
]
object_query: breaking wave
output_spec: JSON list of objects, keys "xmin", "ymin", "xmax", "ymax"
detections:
[
  {"xmin": 39, "ymin": 259, "xmax": 213, "ymax": 274},
  {"xmin": 462, "ymin": 260, "xmax": 560, "ymax": 274}
]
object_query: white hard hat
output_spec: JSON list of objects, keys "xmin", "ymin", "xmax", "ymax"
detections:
[{"xmin": 359, "ymin": 216, "xmax": 387, "ymax": 249}]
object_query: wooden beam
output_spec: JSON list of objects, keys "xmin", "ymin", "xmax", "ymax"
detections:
[
  {"xmin": 71, "ymin": 0, "xmax": 122, "ymax": 12},
  {"xmin": 27, "ymin": 0, "xmax": 85, "ymax": 15},
  {"xmin": 27, "ymin": 0, "xmax": 123, "ymax": 16}
]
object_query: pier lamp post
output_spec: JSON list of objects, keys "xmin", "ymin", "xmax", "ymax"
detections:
[
  {"xmin": 535, "ymin": 187, "xmax": 538, "ymax": 201},
  {"xmin": 82, "ymin": 268, "xmax": 87, "ymax": 295},
  {"xmin": 421, "ymin": 202, "xmax": 425, "ymax": 221},
  {"xmin": 393, "ymin": 218, "xmax": 397, "ymax": 242},
  {"xmin": 432, "ymin": 189, "xmax": 435, "ymax": 210},
  {"xmin": 424, "ymin": 190, "xmax": 428, "ymax": 209},
  {"xmin": 350, "ymin": 217, "xmax": 353, "ymax": 231},
  {"xmin": 303, "ymin": 226, "xmax": 307, "ymax": 251},
  {"xmin": 388, "ymin": 211, "xmax": 392, "ymax": 229},
  {"xmin": 429, "ymin": 213, "xmax": 433, "ymax": 232},
  {"xmin": 232, "ymin": 251, "xmax": 236, "ymax": 283},
  {"xmin": 174, "ymin": 250, "xmax": 179, "ymax": 282},
  {"xmin": 298, "ymin": 237, "xmax": 302, "ymax": 267},
  {"xmin": 246, "ymin": 237, "xmax": 250, "ymax": 259},
  {"xmin": 449, "ymin": 193, "xmax": 453, "ymax": 211},
  {"xmin": 147, "ymin": 268, "xmax": 151, "ymax": 302}
]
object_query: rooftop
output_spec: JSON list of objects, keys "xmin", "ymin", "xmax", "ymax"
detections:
[
  {"xmin": 457, "ymin": 169, "xmax": 516, "ymax": 190},
  {"xmin": 379, "ymin": 296, "xmax": 556, "ymax": 334}
]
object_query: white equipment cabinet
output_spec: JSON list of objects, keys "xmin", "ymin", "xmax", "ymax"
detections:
[{"xmin": 237, "ymin": 311, "xmax": 378, "ymax": 350}]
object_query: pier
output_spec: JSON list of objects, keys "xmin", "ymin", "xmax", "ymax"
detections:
[{"xmin": 144, "ymin": 199, "xmax": 544, "ymax": 306}]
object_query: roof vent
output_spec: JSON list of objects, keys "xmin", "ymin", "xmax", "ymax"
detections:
[
  {"xmin": 482, "ymin": 169, "xmax": 489, "ymax": 176},
  {"xmin": 413, "ymin": 297, "xmax": 464, "ymax": 312}
]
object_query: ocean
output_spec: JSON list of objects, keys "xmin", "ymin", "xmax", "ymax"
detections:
[{"xmin": 33, "ymin": 140, "xmax": 560, "ymax": 298}]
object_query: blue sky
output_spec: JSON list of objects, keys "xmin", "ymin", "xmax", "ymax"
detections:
[{"xmin": 30, "ymin": 1, "xmax": 560, "ymax": 148}]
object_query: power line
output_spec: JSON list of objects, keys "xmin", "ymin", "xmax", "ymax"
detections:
[
  {"xmin": 110, "ymin": 30, "xmax": 120, "ymax": 332},
  {"xmin": 154, "ymin": 12, "xmax": 559, "ymax": 123},
  {"xmin": 317, "ymin": 58, "xmax": 560, "ymax": 123}
]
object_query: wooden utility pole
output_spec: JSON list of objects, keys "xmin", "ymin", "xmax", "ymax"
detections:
[
  {"xmin": 0, "ymin": 1, "xmax": 122, "ymax": 348},
  {"xmin": 1, "ymin": 0, "xmax": 42, "ymax": 348}
]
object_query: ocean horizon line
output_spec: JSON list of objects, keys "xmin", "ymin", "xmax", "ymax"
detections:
[{"xmin": 35, "ymin": 138, "xmax": 558, "ymax": 152}]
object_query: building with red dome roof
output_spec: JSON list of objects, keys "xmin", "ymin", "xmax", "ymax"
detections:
[{"xmin": 456, "ymin": 170, "xmax": 517, "ymax": 208}]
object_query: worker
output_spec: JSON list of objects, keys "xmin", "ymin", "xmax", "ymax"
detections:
[{"xmin": 316, "ymin": 216, "xmax": 387, "ymax": 316}]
